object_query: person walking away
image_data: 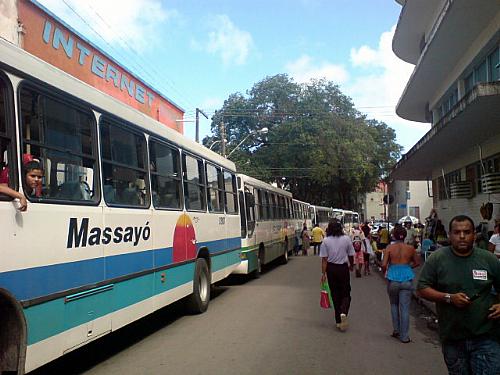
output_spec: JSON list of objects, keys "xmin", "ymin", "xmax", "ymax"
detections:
[
  {"xmin": 378, "ymin": 224, "xmax": 390, "ymax": 250},
  {"xmin": 382, "ymin": 226, "xmax": 420, "ymax": 343},
  {"xmin": 361, "ymin": 225, "xmax": 375, "ymax": 275},
  {"xmin": 404, "ymin": 220, "xmax": 417, "ymax": 248},
  {"xmin": 311, "ymin": 223, "xmax": 325, "ymax": 255},
  {"xmin": 351, "ymin": 223, "xmax": 365, "ymax": 277},
  {"xmin": 417, "ymin": 215, "xmax": 500, "ymax": 374},
  {"xmin": 301, "ymin": 223, "xmax": 310, "ymax": 256},
  {"xmin": 320, "ymin": 221, "xmax": 355, "ymax": 331},
  {"xmin": 435, "ymin": 220, "xmax": 448, "ymax": 246},
  {"xmin": 488, "ymin": 222, "xmax": 500, "ymax": 259}
]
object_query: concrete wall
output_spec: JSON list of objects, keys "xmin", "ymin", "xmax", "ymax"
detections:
[
  {"xmin": 409, "ymin": 180, "xmax": 433, "ymax": 221},
  {"xmin": 0, "ymin": 0, "xmax": 19, "ymax": 45},
  {"xmin": 388, "ymin": 180, "xmax": 433, "ymax": 223},
  {"xmin": 364, "ymin": 190, "xmax": 385, "ymax": 222},
  {"xmin": 432, "ymin": 135, "xmax": 500, "ymax": 232}
]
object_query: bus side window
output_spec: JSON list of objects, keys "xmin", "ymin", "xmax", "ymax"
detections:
[
  {"xmin": 206, "ymin": 163, "xmax": 223, "ymax": 212},
  {"xmin": 149, "ymin": 140, "xmax": 182, "ymax": 209},
  {"xmin": 19, "ymin": 85, "xmax": 98, "ymax": 203},
  {"xmin": 100, "ymin": 117, "xmax": 149, "ymax": 207},
  {"xmin": 223, "ymin": 170, "xmax": 238, "ymax": 214},
  {"xmin": 0, "ymin": 75, "xmax": 16, "ymax": 199},
  {"xmin": 182, "ymin": 153, "xmax": 206, "ymax": 211}
]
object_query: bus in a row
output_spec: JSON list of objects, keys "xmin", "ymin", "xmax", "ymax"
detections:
[
  {"xmin": 0, "ymin": 19, "xmax": 360, "ymax": 374},
  {"xmin": 233, "ymin": 174, "xmax": 293, "ymax": 277},
  {"xmin": 309, "ymin": 205, "xmax": 360, "ymax": 233},
  {"xmin": 0, "ymin": 36, "xmax": 242, "ymax": 373}
]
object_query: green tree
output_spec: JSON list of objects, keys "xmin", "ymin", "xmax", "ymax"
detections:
[{"xmin": 202, "ymin": 74, "xmax": 402, "ymax": 210}]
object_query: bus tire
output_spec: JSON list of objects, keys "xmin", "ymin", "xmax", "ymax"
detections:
[
  {"xmin": 280, "ymin": 238, "xmax": 289, "ymax": 264},
  {"xmin": 0, "ymin": 290, "xmax": 27, "ymax": 375},
  {"xmin": 251, "ymin": 249, "xmax": 263, "ymax": 279},
  {"xmin": 186, "ymin": 258, "xmax": 210, "ymax": 314}
]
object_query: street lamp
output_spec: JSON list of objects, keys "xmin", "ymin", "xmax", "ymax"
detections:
[
  {"xmin": 208, "ymin": 139, "xmax": 227, "ymax": 150},
  {"xmin": 226, "ymin": 127, "xmax": 268, "ymax": 159}
]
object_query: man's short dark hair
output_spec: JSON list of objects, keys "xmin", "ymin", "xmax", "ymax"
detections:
[{"xmin": 449, "ymin": 215, "xmax": 475, "ymax": 232}]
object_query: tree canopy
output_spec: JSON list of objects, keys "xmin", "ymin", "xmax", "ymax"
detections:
[{"xmin": 202, "ymin": 74, "xmax": 402, "ymax": 210}]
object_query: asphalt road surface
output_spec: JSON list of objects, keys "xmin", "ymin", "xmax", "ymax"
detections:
[{"xmin": 32, "ymin": 253, "xmax": 447, "ymax": 375}]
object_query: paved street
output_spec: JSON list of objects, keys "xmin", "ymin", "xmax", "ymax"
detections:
[{"xmin": 33, "ymin": 254, "xmax": 447, "ymax": 375}]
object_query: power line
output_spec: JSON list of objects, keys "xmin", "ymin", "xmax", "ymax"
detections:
[
  {"xmin": 84, "ymin": 1, "xmax": 196, "ymax": 109},
  {"xmin": 60, "ymin": 0, "xmax": 195, "ymax": 110}
]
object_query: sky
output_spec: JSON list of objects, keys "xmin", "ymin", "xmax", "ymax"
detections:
[{"xmin": 36, "ymin": 0, "xmax": 431, "ymax": 153}]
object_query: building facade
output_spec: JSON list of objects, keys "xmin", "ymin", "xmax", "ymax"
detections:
[
  {"xmin": 390, "ymin": 0, "xmax": 500, "ymax": 230},
  {"xmin": 0, "ymin": 0, "xmax": 184, "ymax": 132},
  {"xmin": 387, "ymin": 180, "xmax": 433, "ymax": 223},
  {"xmin": 363, "ymin": 182, "xmax": 386, "ymax": 222}
]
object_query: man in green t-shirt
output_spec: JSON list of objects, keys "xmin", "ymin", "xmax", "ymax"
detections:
[{"xmin": 417, "ymin": 215, "xmax": 500, "ymax": 374}]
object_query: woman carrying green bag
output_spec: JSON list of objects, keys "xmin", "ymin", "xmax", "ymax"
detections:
[{"xmin": 320, "ymin": 221, "xmax": 355, "ymax": 331}]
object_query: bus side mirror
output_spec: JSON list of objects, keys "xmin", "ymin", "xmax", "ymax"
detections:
[{"xmin": 245, "ymin": 192, "xmax": 255, "ymax": 208}]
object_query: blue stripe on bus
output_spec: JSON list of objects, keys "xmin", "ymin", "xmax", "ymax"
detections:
[
  {"xmin": 0, "ymin": 237, "xmax": 240, "ymax": 302},
  {"xmin": 24, "ymin": 260, "xmax": 197, "ymax": 345},
  {"xmin": 25, "ymin": 249, "xmax": 240, "ymax": 345}
]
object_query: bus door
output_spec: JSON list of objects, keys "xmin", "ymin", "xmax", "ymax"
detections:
[{"xmin": 244, "ymin": 188, "xmax": 256, "ymax": 244}]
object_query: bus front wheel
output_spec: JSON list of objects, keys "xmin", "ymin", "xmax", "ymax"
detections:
[
  {"xmin": 281, "ymin": 239, "xmax": 289, "ymax": 264},
  {"xmin": 251, "ymin": 249, "xmax": 263, "ymax": 279},
  {"xmin": 186, "ymin": 258, "xmax": 210, "ymax": 314}
]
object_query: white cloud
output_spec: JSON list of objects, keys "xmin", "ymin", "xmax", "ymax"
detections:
[
  {"xmin": 285, "ymin": 55, "xmax": 349, "ymax": 84},
  {"xmin": 345, "ymin": 26, "xmax": 430, "ymax": 152},
  {"xmin": 37, "ymin": 0, "xmax": 178, "ymax": 51},
  {"xmin": 200, "ymin": 97, "xmax": 224, "ymax": 111},
  {"xmin": 203, "ymin": 15, "xmax": 254, "ymax": 66},
  {"xmin": 350, "ymin": 45, "xmax": 378, "ymax": 67}
]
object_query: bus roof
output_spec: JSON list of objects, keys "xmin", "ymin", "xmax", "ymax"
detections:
[
  {"xmin": 0, "ymin": 37, "xmax": 235, "ymax": 171},
  {"xmin": 237, "ymin": 174, "xmax": 292, "ymax": 197}
]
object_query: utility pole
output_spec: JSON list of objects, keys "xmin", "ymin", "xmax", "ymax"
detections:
[
  {"xmin": 195, "ymin": 108, "xmax": 208, "ymax": 143},
  {"xmin": 220, "ymin": 120, "xmax": 226, "ymax": 157}
]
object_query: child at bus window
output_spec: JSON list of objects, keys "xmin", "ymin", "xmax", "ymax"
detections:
[{"xmin": 0, "ymin": 160, "xmax": 44, "ymax": 211}]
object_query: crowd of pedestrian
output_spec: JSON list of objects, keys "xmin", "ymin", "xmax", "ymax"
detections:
[{"xmin": 317, "ymin": 212, "xmax": 500, "ymax": 374}]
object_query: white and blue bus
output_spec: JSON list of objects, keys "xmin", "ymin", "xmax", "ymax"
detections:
[
  {"xmin": 310, "ymin": 205, "xmax": 333, "ymax": 231},
  {"xmin": 233, "ymin": 174, "xmax": 293, "ymax": 277},
  {"xmin": 337, "ymin": 209, "xmax": 360, "ymax": 233},
  {"xmin": 0, "ymin": 37, "xmax": 241, "ymax": 373}
]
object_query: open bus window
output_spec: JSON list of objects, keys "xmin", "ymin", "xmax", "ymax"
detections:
[
  {"xmin": 100, "ymin": 117, "xmax": 149, "ymax": 207},
  {"xmin": 149, "ymin": 140, "xmax": 182, "ymax": 209},
  {"xmin": 223, "ymin": 170, "xmax": 238, "ymax": 214},
  {"xmin": 182, "ymin": 154, "xmax": 206, "ymax": 211},
  {"xmin": 206, "ymin": 163, "xmax": 224, "ymax": 213},
  {"xmin": 19, "ymin": 85, "xmax": 98, "ymax": 203},
  {"xmin": 0, "ymin": 76, "xmax": 16, "ymax": 200}
]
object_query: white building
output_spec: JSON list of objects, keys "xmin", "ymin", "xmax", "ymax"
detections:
[
  {"xmin": 387, "ymin": 180, "xmax": 433, "ymax": 223},
  {"xmin": 363, "ymin": 182, "xmax": 385, "ymax": 222},
  {"xmin": 390, "ymin": 0, "xmax": 500, "ymax": 230}
]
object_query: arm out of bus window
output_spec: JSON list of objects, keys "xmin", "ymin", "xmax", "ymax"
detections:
[{"xmin": 0, "ymin": 184, "xmax": 27, "ymax": 211}]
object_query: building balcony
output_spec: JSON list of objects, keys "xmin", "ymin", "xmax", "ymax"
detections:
[
  {"xmin": 390, "ymin": 81, "xmax": 500, "ymax": 181},
  {"xmin": 392, "ymin": 0, "xmax": 440, "ymax": 64},
  {"xmin": 394, "ymin": 0, "xmax": 499, "ymax": 122}
]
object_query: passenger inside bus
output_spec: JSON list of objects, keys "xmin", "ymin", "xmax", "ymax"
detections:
[{"xmin": 0, "ymin": 157, "xmax": 44, "ymax": 211}]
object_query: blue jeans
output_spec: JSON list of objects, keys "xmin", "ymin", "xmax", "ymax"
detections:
[
  {"xmin": 442, "ymin": 337, "xmax": 500, "ymax": 375},
  {"xmin": 387, "ymin": 280, "xmax": 413, "ymax": 342}
]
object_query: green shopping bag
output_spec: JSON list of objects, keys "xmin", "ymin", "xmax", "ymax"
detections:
[{"xmin": 320, "ymin": 280, "xmax": 333, "ymax": 309}]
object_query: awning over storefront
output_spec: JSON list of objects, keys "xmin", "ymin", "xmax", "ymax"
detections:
[{"xmin": 390, "ymin": 82, "xmax": 500, "ymax": 181}]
